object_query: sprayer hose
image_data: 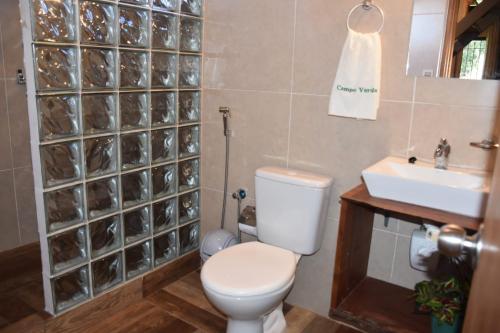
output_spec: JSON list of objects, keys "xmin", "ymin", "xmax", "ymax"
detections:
[{"xmin": 220, "ymin": 131, "xmax": 230, "ymax": 229}]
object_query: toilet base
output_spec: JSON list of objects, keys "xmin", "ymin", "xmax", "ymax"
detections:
[
  {"xmin": 226, "ymin": 303, "xmax": 286, "ymax": 333},
  {"xmin": 263, "ymin": 303, "xmax": 286, "ymax": 333},
  {"xmin": 227, "ymin": 318, "xmax": 264, "ymax": 333}
]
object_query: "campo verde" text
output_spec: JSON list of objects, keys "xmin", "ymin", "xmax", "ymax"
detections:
[{"xmin": 337, "ymin": 85, "xmax": 378, "ymax": 94}]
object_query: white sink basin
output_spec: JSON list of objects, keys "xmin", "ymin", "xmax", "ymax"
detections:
[{"xmin": 362, "ymin": 157, "xmax": 490, "ymax": 218}]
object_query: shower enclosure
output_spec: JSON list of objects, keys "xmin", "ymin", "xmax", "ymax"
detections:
[{"xmin": 19, "ymin": 0, "xmax": 202, "ymax": 314}]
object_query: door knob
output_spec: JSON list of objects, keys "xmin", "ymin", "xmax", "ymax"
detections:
[
  {"xmin": 438, "ymin": 224, "xmax": 483, "ymax": 268},
  {"xmin": 470, "ymin": 139, "xmax": 499, "ymax": 150}
]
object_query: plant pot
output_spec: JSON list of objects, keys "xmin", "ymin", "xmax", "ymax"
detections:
[{"xmin": 431, "ymin": 315, "xmax": 461, "ymax": 333}]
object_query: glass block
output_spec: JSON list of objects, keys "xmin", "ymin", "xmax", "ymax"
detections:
[
  {"xmin": 153, "ymin": 198, "xmax": 177, "ymax": 233},
  {"xmin": 152, "ymin": 13, "xmax": 178, "ymax": 50},
  {"xmin": 152, "ymin": 164, "xmax": 176, "ymax": 199},
  {"xmin": 80, "ymin": 1, "xmax": 117, "ymax": 45},
  {"xmin": 52, "ymin": 266, "xmax": 90, "ymax": 313},
  {"xmin": 120, "ymin": 51, "xmax": 149, "ymax": 89},
  {"xmin": 125, "ymin": 241, "xmax": 152, "ymax": 280},
  {"xmin": 151, "ymin": 52, "xmax": 177, "ymax": 88},
  {"xmin": 120, "ymin": 0, "xmax": 149, "ymax": 5},
  {"xmin": 32, "ymin": 0, "xmax": 76, "ymax": 42},
  {"xmin": 34, "ymin": 46, "xmax": 78, "ymax": 91},
  {"xmin": 180, "ymin": 17, "xmax": 202, "ymax": 52},
  {"xmin": 81, "ymin": 48, "xmax": 116, "ymax": 90},
  {"xmin": 82, "ymin": 94, "xmax": 117, "ymax": 135},
  {"xmin": 154, "ymin": 230, "xmax": 177, "ymax": 266},
  {"xmin": 92, "ymin": 252, "xmax": 123, "ymax": 295},
  {"xmin": 151, "ymin": 129, "xmax": 176, "ymax": 163},
  {"xmin": 120, "ymin": 93, "xmax": 148, "ymax": 130},
  {"xmin": 153, "ymin": 0, "xmax": 179, "ymax": 11},
  {"xmin": 179, "ymin": 222, "xmax": 200, "ymax": 255},
  {"xmin": 86, "ymin": 177, "xmax": 119, "ymax": 219},
  {"xmin": 178, "ymin": 158, "xmax": 199, "ymax": 192},
  {"xmin": 45, "ymin": 185, "xmax": 84, "ymax": 233},
  {"xmin": 151, "ymin": 92, "xmax": 176, "ymax": 127},
  {"xmin": 90, "ymin": 215, "xmax": 121, "ymax": 258},
  {"xmin": 178, "ymin": 91, "xmax": 200, "ymax": 123},
  {"xmin": 84, "ymin": 136, "xmax": 117, "ymax": 178},
  {"xmin": 179, "ymin": 55, "xmax": 201, "ymax": 88},
  {"xmin": 37, "ymin": 95, "xmax": 80, "ymax": 141},
  {"xmin": 124, "ymin": 206, "xmax": 150, "ymax": 244},
  {"xmin": 178, "ymin": 125, "xmax": 200, "ymax": 158},
  {"xmin": 119, "ymin": 6, "xmax": 149, "ymax": 48},
  {"xmin": 49, "ymin": 227, "xmax": 87, "ymax": 274},
  {"xmin": 179, "ymin": 190, "xmax": 199, "ymax": 224},
  {"xmin": 41, "ymin": 141, "xmax": 82, "ymax": 188},
  {"xmin": 181, "ymin": 0, "xmax": 202, "ymax": 17},
  {"xmin": 121, "ymin": 132, "xmax": 149, "ymax": 170},
  {"xmin": 122, "ymin": 170, "xmax": 150, "ymax": 208}
]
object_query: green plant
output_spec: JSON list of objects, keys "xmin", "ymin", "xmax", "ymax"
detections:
[{"xmin": 414, "ymin": 277, "xmax": 468, "ymax": 325}]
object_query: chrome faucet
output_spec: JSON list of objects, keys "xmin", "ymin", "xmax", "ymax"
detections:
[{"xmin": 434, "ymin": 138, "xmax": 451, "ymax": 170}]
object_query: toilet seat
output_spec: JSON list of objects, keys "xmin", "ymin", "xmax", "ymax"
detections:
[{"xmin": 201, "ymin": 242, "xmax": 296, "ymax": 297}]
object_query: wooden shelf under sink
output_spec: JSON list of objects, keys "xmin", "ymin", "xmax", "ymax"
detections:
[
  {"xmin": 341, "ymin": 183, "xmax": 482, "ymax": 231},
  {"xmin": 329, "ymin": 183, "xmax": 482, "ymax": 332},
  {"xmin": 331, "ymin": 277, "xmax": 430, "ymax": 333}
]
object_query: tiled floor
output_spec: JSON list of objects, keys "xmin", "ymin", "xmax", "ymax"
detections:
[{"xmin": 0, "ymin": 243, "xmax": 361, "ymax": 333}]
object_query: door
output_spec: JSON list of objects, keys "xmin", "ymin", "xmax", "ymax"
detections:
[{"xmin": 463, "ymin": 148, "xmax": 500, "ymax": 332}]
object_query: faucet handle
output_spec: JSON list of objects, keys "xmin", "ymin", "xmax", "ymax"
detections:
[{"xmin": 438, "ymin": 138, "xmax": 451, "ymax": 156}]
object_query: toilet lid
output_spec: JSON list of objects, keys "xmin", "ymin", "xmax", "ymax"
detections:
[{"xmin": 201, "ymin": 242, "xmax": 296, "ymax": 297}]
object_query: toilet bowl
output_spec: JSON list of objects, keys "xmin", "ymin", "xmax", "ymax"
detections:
[
  {"xmin": 201, "ymin": 167, "xmax": 333, "ymax": 333},
  {"xmin": 201, "ymin": 242, "xmax": 298, "ymax": 333}
]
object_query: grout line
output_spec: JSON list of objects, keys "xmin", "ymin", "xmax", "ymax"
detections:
[
  {"xmin": 285, "ymin": 0, "xmax": 298, "ymax": 168},
  {"xmin": 0, "ymin": 22, "xmax": 22, "ymax": 245},
  {"xmin": 405, "ymin": 77, "xmax": 417, "ymax": 158},
  {"xmin": 389, "ymin": 234, "xmax": 399, "ymax": 281},
  {"xmin": 203, "ymin": 87, "xmax": 290, "ymax": 95},
  {"xmin": 372, "ymin": 226, "xmax": 412, "ymax": 239}
]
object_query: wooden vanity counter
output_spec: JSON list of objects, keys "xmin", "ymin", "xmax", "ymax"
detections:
[{"xmin": 329, "ymin": 183, "xmax": 482, "ymax": 333}]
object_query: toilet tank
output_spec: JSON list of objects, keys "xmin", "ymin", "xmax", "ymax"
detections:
[{"xmin": 255, "ymin": 167, "xmax": 332, "ymax": 255}]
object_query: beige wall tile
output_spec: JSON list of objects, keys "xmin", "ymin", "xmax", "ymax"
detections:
[
  {"xmin": 367, "ymin": 229, "xmax": 396, "ymax": 281},
  {"xmin": 13, "ymin": 166, "xmax": 38, "ymax": 244},
  {"xmin": 0, "ymin": 0, "xmax": 24, "ymax": 79},
  {"xmin": 415, "ymin": 77, "xmax": 500, "ymax": 108},
  {"xmin": 6, "ymin": 82, "xmax": 31, "ymax": 168},
  {"xmin": 292, "ymin": 0, "xmax": 414, "ymax": 100},
  {"xmin": 202, "ymin": 89, "xmax": 290, "ymax": 199},
  {"xmin": 373, "ymin": 214, "xmax": 398, "ymax": 233},
  {"xmin": 200, "ymin": 187, "xmax": 240, "ymax": 238},
  {"xmin": 286, "ymin": 217, "xmax": 339, "ymax": 316},
  {"xmin": 0, "ymin": 170, "xmax": 20, "ymax": 251},
  {"xmin": 390, "ymin": 236, "xmax": 430, "ymax": 289},
  {"xmin": 202, "ymin": 0, "xmax": 295, "ymax": 92},
  {"xmin": 0, "ymin": 80, "xmax": 13, "ymax": 171},
  {"xmin": 398, "ymin": 220, "xmax": 420, "ymax": 237},
  {"xmin": 409, "ymin": 103, "xmax": 497, "ymax": 169},
  {"xmin": 0, "ymin": 24, "xmax": 5, "ymax": 79},
  {"xmin": 288, "ymin": 95, "xmax": 412, "ymax": 220}
]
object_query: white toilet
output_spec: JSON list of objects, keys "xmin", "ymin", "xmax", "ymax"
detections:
[{"xmin": 201, "ymin": 167, "xmax": 332, "ymax": 333}]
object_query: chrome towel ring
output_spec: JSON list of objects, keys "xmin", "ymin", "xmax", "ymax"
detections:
[{"xmin": 347, "ymin": 0, "xmax": 385, "ymax": 33}]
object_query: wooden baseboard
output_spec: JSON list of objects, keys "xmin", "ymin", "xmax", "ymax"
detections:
[
  {"xmin": 0, "ymin": 242, "xmax": 41, "ymax": 292},
  {"xmin": 1, "ymin": 241, "xmax": 200, "ymax": 333},
  {"xmin": 45, "ymin": 250, "xmax": 200, "ymax": 332},
  {"xmin": 143, "ymin": 251, "xmax": 201, "ymax": 296}
]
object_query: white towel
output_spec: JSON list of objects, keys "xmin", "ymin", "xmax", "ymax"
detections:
[{"xmin": 328, "ymin": 29, "xmax": 382, "ymax": 120}]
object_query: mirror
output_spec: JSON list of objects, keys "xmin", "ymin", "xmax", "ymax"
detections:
[{"xmin": 407, "ymin": 0, "xmax": 500, "ymax": 80}]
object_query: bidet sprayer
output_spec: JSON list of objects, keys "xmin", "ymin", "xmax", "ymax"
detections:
[{"xmin": 219, "ymin": 106, "xmax": 231, "ymax": 136}]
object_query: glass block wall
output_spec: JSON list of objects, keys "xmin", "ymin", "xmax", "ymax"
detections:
[{"xmin": 19, "ymin": 0, "xmax": 202, "ymax": 315}]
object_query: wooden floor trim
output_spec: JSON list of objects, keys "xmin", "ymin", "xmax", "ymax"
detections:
[{"xmin": 142, "ymin": 251, "xmax": 201, "ymax": 296}]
